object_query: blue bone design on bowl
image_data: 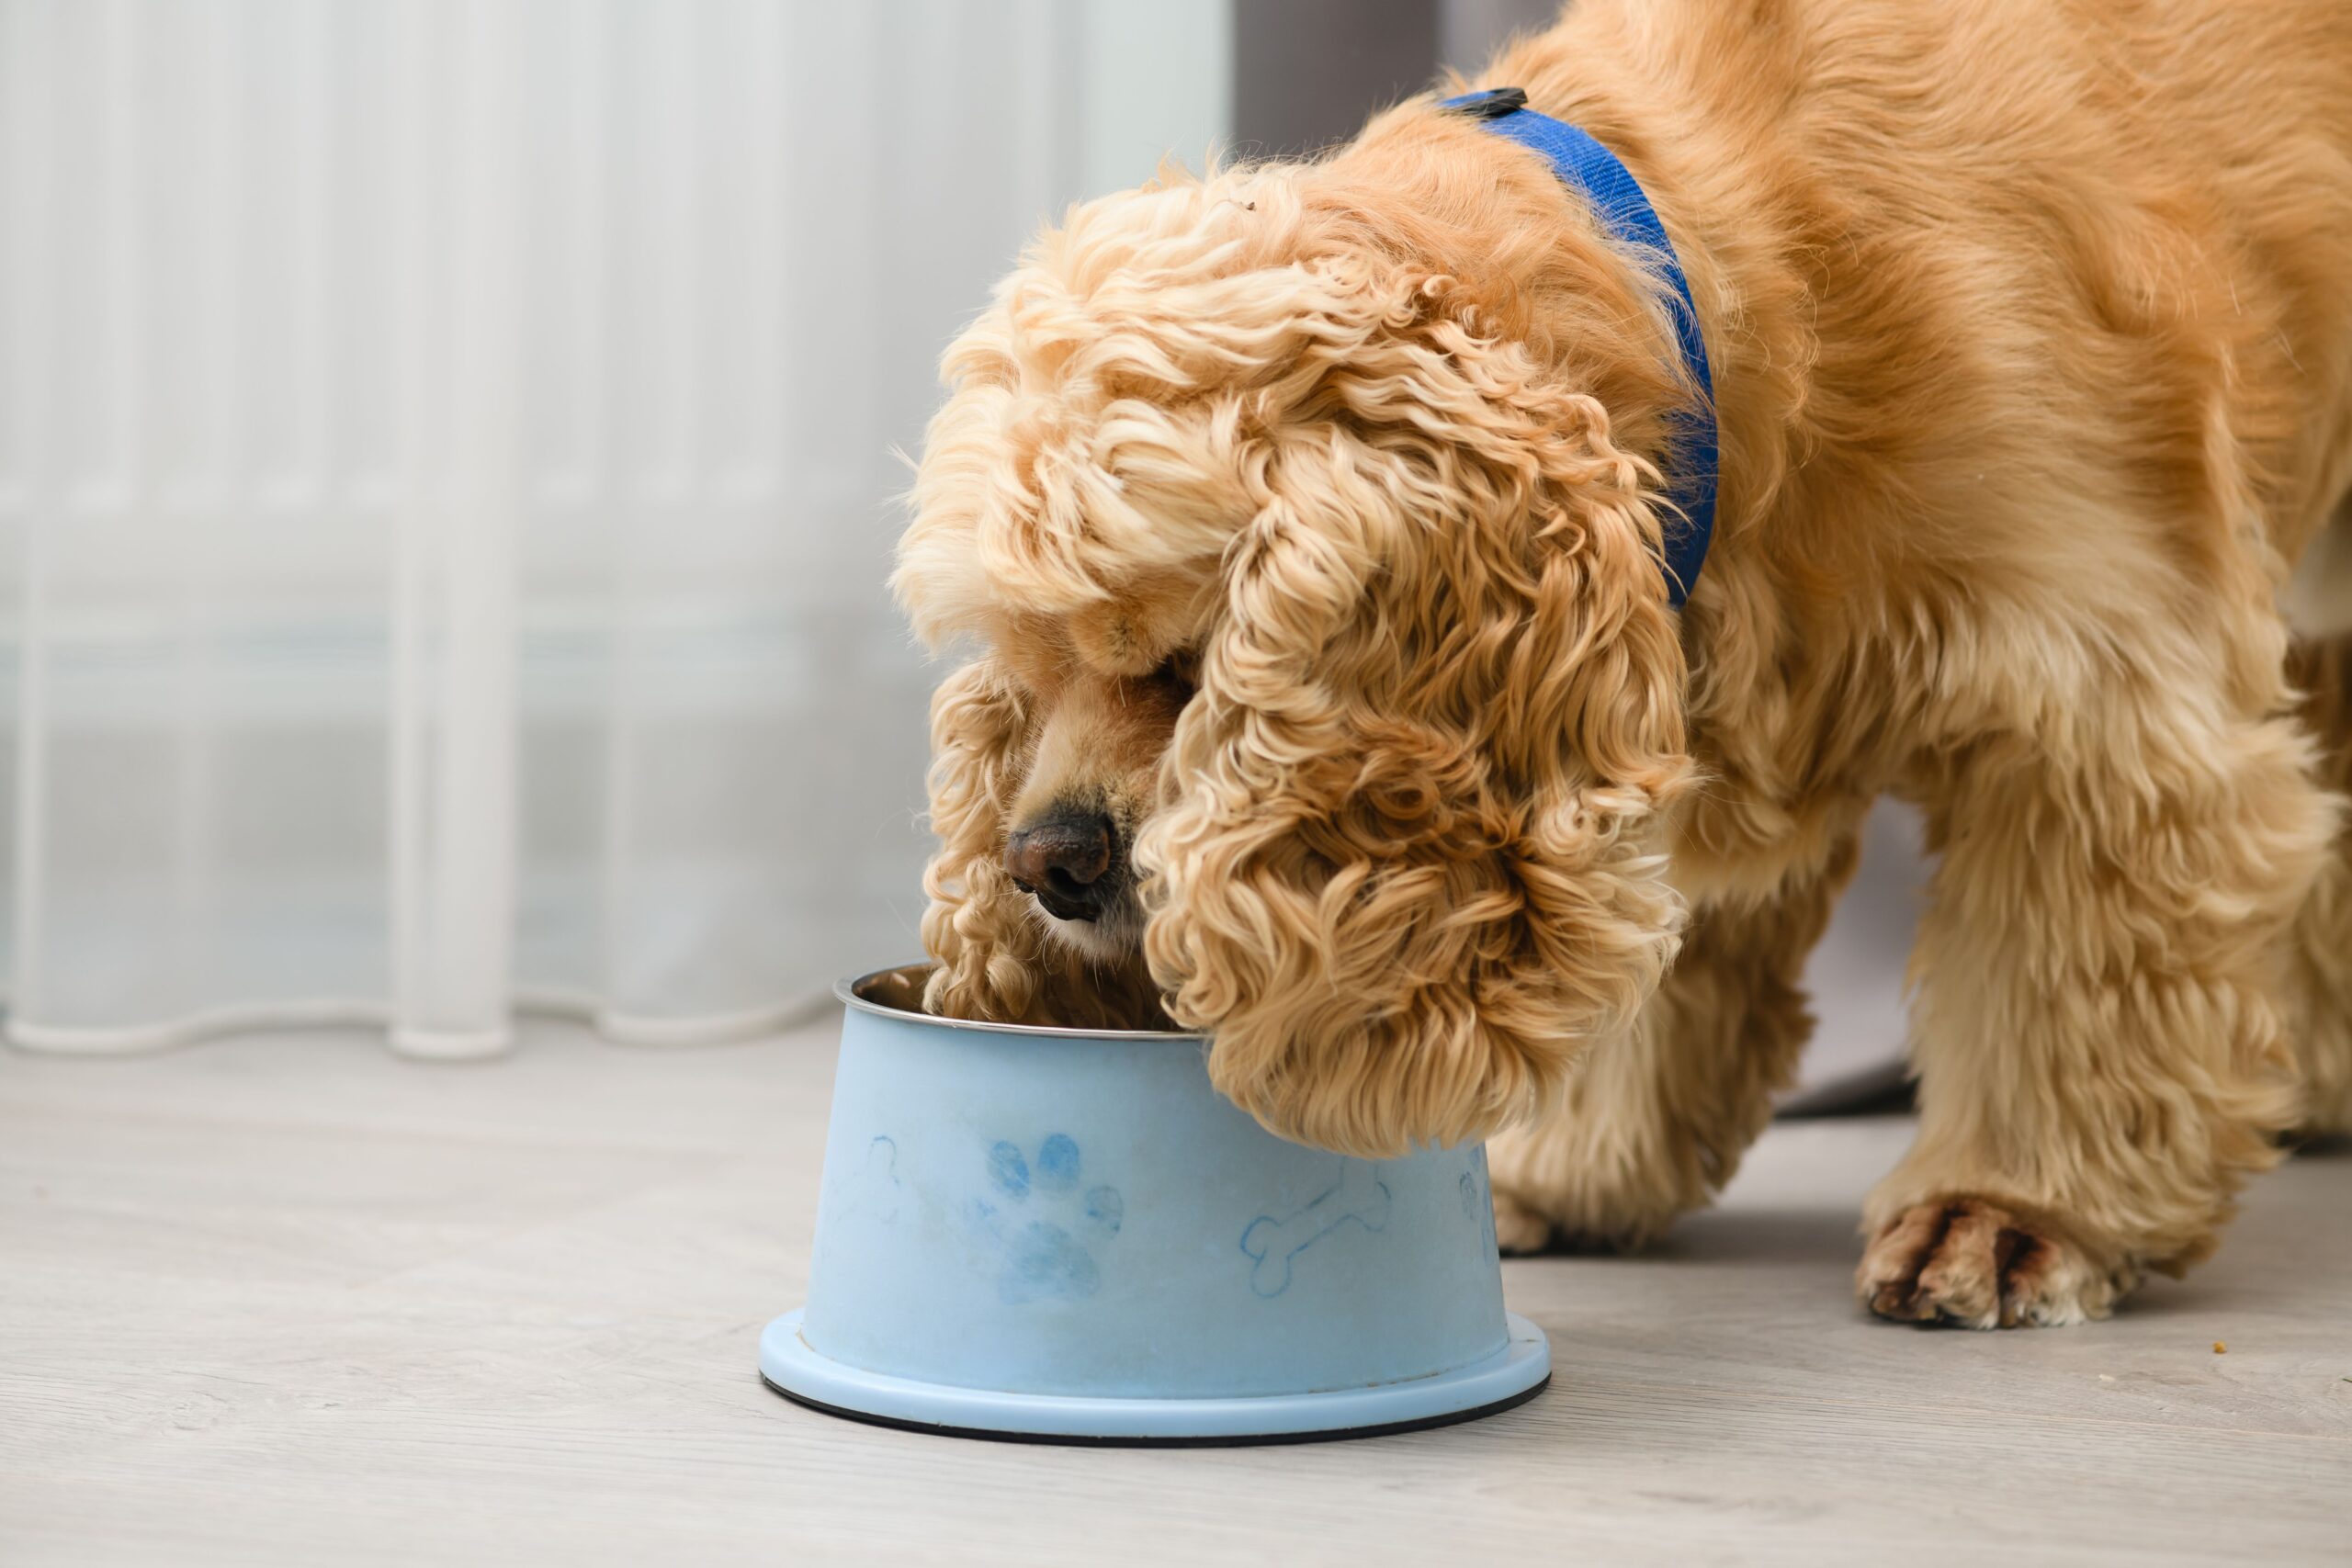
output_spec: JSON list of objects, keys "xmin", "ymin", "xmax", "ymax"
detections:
[
  {"xmin": 1239, "ymin": 1159, "xmax": 1393, "ymax": 1298},
  {"xmin": 861, "ymin": 1134, "xmax": 903, "ymax": 1222}
]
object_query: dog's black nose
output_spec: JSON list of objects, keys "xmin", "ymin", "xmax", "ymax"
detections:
[{"xmin": 1005, "ymin": 811, "xmax": 1116, "ymax": 920}]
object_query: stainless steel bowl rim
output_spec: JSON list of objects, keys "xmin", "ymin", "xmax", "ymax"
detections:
[{"xmin": 835, "ymin": 964, "xmax": 1204, "ymax": 1043}]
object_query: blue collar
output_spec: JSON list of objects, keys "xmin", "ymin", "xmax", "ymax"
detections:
[{"xmin": 1441, "ymin": 88, "xmax": 1716, "ymax": 606}]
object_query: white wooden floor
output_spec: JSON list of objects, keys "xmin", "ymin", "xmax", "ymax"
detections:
[{"xmin": 3, "ymin": 1017, "xmax": 2346, "ymax": 1567}]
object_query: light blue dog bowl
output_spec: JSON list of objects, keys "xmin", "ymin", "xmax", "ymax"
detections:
[{"xmin": 758, "ymin": 964, "xmax": 1550, "ymax": 1444}]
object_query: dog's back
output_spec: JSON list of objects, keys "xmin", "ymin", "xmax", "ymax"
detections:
[{"xmin": 1500, "ymin": 0, "xmax": 2352, "ymax": 579}]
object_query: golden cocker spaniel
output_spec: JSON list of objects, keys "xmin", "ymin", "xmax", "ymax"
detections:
[{"xmin": 893, "ymin": 0, "xmax": 2352, "ymax": 1328}]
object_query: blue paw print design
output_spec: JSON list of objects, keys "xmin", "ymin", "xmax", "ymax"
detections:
[
  {"xmin": 1240, "ymin": 1158, "xmax": 1393, "ymax": 1297},
  {"xmin": 969, "ymin": 1134, "xmax": 1125, "ymax": 1303}
]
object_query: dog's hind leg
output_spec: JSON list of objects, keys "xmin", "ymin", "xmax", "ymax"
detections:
[
  {"xmin": 1859, "ymin": 657, "xmax": 2335, "ymax": 1327},
  {"xmin": 1487, "ymin": 834, "xmax": 1857, "ymax": 1253},
  {"xmin": 2286, "ymin": 629, "xmax": 2352, "ymax": 1134}
]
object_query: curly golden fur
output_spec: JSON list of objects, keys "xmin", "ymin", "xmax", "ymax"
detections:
[{"xmin": 895, "ymin": 0, "xmax": 2352, "ymax": 1328}]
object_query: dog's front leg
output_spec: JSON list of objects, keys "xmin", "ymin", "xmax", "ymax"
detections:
[
  {"xmin": 2285, "ymin": 628, "xmax": 2352, "ymax": 1134},
  {"xmin": 1860, "ymin": 690, "xmax": 2335, "ymax": 1327},
  {"xmin": 1488, "ymin": 837, "xmax": 1856, "ymax": 1252}
]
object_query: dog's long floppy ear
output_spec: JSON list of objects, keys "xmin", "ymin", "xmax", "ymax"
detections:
[
  {"xmin": 917, "ymin": 657, "xmax": 1045, "ymax": 1021},
  {"xmin": 1136, "ymin": 317, "xmax": 1695, "ymax": 1156},
  {"xmin": 919, "ymin": 656, "xmax": 1162, "ymax": 1031}
]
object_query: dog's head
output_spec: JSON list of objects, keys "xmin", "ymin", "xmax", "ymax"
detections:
[{"xmin": 895, "ymin": 107, "xmax": 1699, "ymax": 1153}]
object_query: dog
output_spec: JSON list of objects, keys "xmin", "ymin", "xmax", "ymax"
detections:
[{"xmin": 892, "ymin": 0, "xmax": 2352, "ymax": 1328}]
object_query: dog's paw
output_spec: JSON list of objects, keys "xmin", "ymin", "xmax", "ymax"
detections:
[
  {"xmin": 1492, "ymin": 1188, "xmax": 1555, "ymax": 1256},
  {"xmin": 1489, "ymin": 1187, "xmax": 1658, "ymax": 1256},
  {"xmin": 1858, "ymin": 1198, "xmax": 2134, "ymax": 1328}
]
